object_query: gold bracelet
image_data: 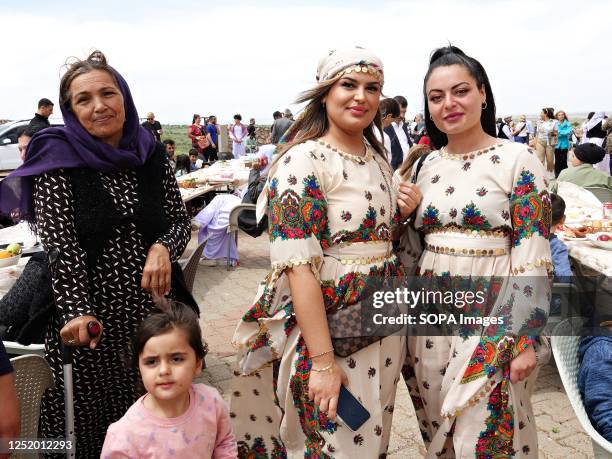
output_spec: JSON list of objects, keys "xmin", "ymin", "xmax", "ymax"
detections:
[
  {"xmin": 310, "ymin": 349, "xmax": 334, "ymax": 359},
  {"xmin": 311, "ymin": 362, "xmax": 334, "ymax": 373}
]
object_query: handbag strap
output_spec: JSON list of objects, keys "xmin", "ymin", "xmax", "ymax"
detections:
[{"xmin": 411, "ymin": 152, "xmax": 431, "ymax": 184}]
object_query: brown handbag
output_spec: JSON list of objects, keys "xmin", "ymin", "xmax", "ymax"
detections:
[{"xmin": 328, "ymin": 305, "xmax": 382, "ymax": 357}]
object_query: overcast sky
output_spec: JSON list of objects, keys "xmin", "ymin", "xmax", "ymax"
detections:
[{"xmin": 1, "ymin": 0, "xmax": 610, "ymax": 124}]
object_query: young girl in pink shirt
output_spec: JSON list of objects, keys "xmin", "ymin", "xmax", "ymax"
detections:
[{"xmin": 101, "ymin": 303, "xmax": 237, "ymax": 458}]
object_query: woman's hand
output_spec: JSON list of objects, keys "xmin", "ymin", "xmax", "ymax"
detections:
[
  {"xmin": 308, "ymin": 360, "xmax": 348, "ymax": 421},
  {"xmin": 397, "ymin": 182, "xmax": 423, "ymax": 219},
  {"xmin": 60, "ymin": 315, "xmax": 103, "ymax": 349},
  {"xmin": 141, "ymin": 243, "xmax": 171, "ymax": 297},
  {"xmin": 510, "ymin": 344, "xmax": 537, "ymax": 384}
]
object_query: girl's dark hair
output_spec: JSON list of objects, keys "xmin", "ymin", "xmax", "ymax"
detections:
[
  {"xmin": 423, "ymin": 45, "xmax": 497, "ymax": 150},
  {"xmin": 192, "ymin": 114, "xmax": 201, "ymax": 124},
  {"xmin": 59, "ymin": 50, "xmax": 120, "ymax": 110},
  {"xmin": 131, "ymin": 301, "xmax": 207, "ymax": 369},
  {"xmin": 175, "ymin": 154, "xmax": 190, "ymax": 173},
  {"xmin": 234, "ymin": 114, "xmax": 242, "ymax": 121},
  {"xmin": 542, "ymin": 108, "xmax": 554, "ymax": 120}
]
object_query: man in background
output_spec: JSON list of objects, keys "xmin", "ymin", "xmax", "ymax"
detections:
[
  {"xmin": 384, "ymin": 95, "xmax": 413, "ymax": 170},
  {"xmin": 25, "ymin": 98, "xmax": 54, "ymax": 136},
  {"xmin": 141, "ymin": 112, "xmax": 162, "ymax": 142},
  {"xmin": 271, "ymin": 110, "xmax": 292, "ymax": 144},
  {"xmin": 162, "ymin": 139, "xmax": 177, "ymax": 171}
]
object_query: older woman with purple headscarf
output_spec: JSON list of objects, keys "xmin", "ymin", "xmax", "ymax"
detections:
[{"xmin": 0, "ymin": 51, "xmax": 196, "ymax": 456}]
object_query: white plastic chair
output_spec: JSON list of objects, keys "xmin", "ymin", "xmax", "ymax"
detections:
[
  {"xmin": 4, "ymin": 341, "xmax": 45, "ymax": 357},
  {"xmin": 551, "ymin": 319, "xmax": 612, "ymax": 458},
  {"xmin": 226, "ymin": 203, "xmax": 256, "ymax": 270},
  {"xmin": 10, "ymin": 354, "xmax": 54, "ymax": 458}
]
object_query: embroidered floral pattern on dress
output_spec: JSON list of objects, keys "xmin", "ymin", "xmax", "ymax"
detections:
[
  {"xmin": 341, "ymin": 210, "xmax": 352, "ymax": 222},
  {"xmin": 269, "ymin": 175, "xmax": 331, "ymax": 247},
  {"xmin": 330, "ymin": 206, "xmax": 391, "ymax": 245},
  {"xmin": 461, "ymin": 202, "xmax": 492, "ymax": 230},
  {"xmin": 321, "ymin": 262, "xmax": 401, "ymax": 313},
  {"xmin": 510, "ymin": 170, "xmax": 551, "ymax": 247},
  {"xmin": 445, "ymin": 186, "xmax": 455, "ymax": 196},
  {"xmin": 237, "ymin": 435, "xmax": 287, "ymax": 459},
  {"xmin": 422, "ymin": 204, "xmax": 442, "ymax": 229},
  {"xmin": 476, "ymin": 187, "xmax": 488, "ymax": 197},
  {"xmin": 476, "ymin": 380, "xmax": 515, "ymax": 458},
  {"xmin": 289, "ymin": 337, "xmax": 337, "ymax": 457},
  {"xmin": 490, "ymin": 154, "xmax": 501, "ymax": 164}
]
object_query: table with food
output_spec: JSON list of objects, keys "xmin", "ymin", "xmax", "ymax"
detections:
[
  {"xmin": 555, "ymin": 182, "xmax": 612, "ymax": 277},
  {"xmin": 177, "ymin": 157, "xmax": 253, "ymax": 202}
]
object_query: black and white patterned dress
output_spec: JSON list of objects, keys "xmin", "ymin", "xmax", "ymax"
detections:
[{"xmin": 33, "ymin": 159, "xmax": 190, "ymax": 458}]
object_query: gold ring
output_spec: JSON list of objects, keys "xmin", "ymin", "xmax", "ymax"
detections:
[{"xmin": 66, "ymin": 338, "xmax": 76, "ymax": 344}]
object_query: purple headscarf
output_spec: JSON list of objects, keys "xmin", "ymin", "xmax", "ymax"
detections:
[{"xmin": 0, "ymin": 65, "xmax": 156, "ymax": 221}]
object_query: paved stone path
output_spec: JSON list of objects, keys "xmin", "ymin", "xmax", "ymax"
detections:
[{"xmin": 188, "ymin": 232, "xmax": 594, "ymax": 458}]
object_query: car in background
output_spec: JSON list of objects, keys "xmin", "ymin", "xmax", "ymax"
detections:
[{"xmin": 0, "ymin": 119, "xmax": 63, "ymax": 173}]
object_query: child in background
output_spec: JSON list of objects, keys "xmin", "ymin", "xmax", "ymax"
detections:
[
  {"xmin": 189, "ymin": 149, "xmax": 203, "ymax": 172},
  {"xmin": 549, "ymin": 193, "xmax": 573, "ymax": 280},
  {"xmin": 101, "ymin": 302, "xmax": 237, "ymax": 459}
]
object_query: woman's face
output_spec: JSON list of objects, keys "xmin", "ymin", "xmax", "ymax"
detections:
[
  {"xmin": 426, "ymin": 64, "xmax": 486, "ymax": 137},
  {"xmin": 323, "ymin": 72, "xmax": 382, "ymax": 135},
  {"xmin": 540, "ymin": 110, "xmax": 547, "ymax": 121},
  {"xmin": 195, "ymin": 116, "xmax": 201, "ymax": 125},
  {"xmin": 70, "ymin": 69, "xmax": 125, "ymax": 147},
  {"xmin": 556, "ymin": 112, "xmax": 566, "ymax": 122}
]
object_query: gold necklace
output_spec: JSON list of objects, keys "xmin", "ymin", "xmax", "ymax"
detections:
[{"xmin": 317, "ymin": 140, "xmax": 373, "ymax": 163}]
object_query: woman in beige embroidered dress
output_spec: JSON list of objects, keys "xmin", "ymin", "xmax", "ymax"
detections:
[
  {"xmin": 399, "ymin": 46, "xmax": 552, "ymax": 458},
  {"xmin": 230, "ymin": 48, "xmax": 422, "ymax": 458}
]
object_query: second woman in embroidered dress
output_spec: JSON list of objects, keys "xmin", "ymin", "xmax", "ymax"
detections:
[{"xmin": 398, "ymin": 45, "xmax": 552, "ymax": 458}]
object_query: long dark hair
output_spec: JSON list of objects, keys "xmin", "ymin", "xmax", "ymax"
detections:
[
  {"xmin": 423, "ymin": 46, "xmax": 496, "ymax": 150},
  {"xmin": 277, "ymin": 75, "xmax": 385, "ymax": 160}
]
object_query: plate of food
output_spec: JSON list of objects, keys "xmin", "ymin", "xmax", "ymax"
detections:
[
  {"xmin": 586, "ymin": 232, "xmax": 612, "ymax": 251},
  {"xmin": 0, "ymin": 243, "xmax": 22, "ymax": 268},
  {"xmin": 558, "ymin": 225, "xmax": 588, "ymax": 241}
]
